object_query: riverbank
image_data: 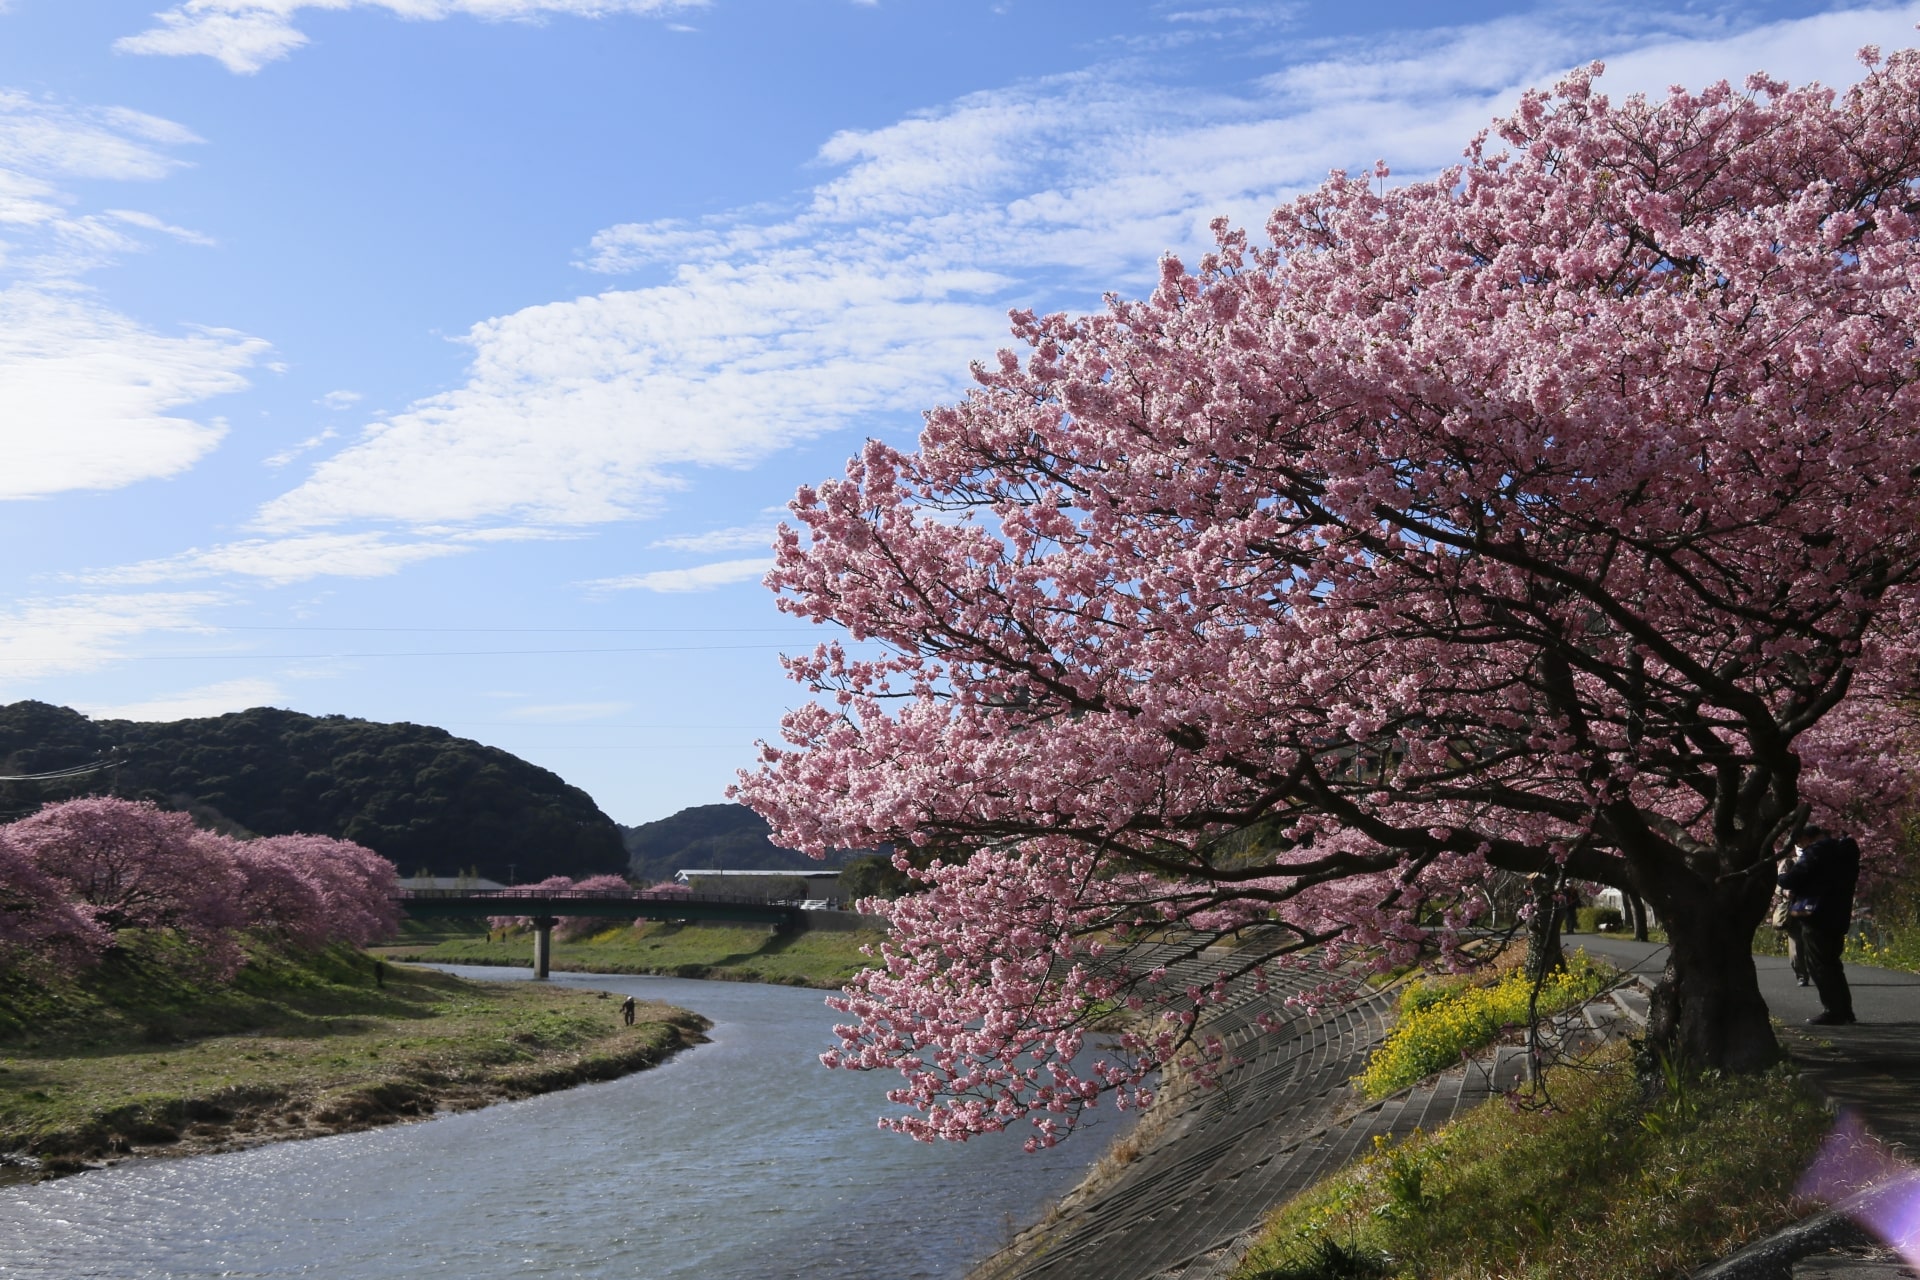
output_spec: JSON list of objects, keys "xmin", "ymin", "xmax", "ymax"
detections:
[
  {"xmin": 378, "ymin": 918, "xmax": 883, "ymax": 989},
  {"xmin": 0, "ymin": 943, "xmax": 708, "ymax": 1180}
]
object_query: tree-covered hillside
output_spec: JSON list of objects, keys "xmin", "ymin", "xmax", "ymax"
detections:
[
  {"xmin": 621, "ymin": 803, "xmax": 853, "ymax": 884},
  {"xmin": 0, "ymin": 702, "xmax": 626, "ymax": 883}
]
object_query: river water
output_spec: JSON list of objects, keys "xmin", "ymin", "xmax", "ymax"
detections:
[{"xmin": 0, "ymin": 967, "xmax": 1131, "ymax": 1280}]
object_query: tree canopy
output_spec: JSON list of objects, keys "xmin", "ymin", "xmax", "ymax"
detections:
[{"xmin": 739, "ymin": 52, "xmax": 1920, "ymax": 1146}]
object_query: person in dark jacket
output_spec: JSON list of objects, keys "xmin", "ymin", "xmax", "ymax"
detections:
[{"xmin": 1777, "ymin": 823, "xmax": 1861, "ymax": 1025}]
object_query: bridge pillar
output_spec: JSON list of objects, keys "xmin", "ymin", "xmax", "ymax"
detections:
[{"xmin": 531, "ymin": 916, "xmax": 558, "ymax": 980}]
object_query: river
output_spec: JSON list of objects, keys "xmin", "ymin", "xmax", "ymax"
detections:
[{"xmin": 0, "ymin": 967, "xmax": 1131, "ymax": 1280}]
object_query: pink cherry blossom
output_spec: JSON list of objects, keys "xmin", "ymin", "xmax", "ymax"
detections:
[
  {"xmin": 0, "ymin": 828, "xmax": 109, "ymax": 975},
  {"xmin": 739, "ymin": 48, "xmax": 1920, "ymax": 1142}
]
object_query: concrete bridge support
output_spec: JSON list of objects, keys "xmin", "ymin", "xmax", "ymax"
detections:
[{"xmin": 531, "ymin": 916, "xmax": 558, "ymax": 980}]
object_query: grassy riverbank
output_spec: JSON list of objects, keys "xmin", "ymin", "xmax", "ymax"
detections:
[
  {"xmin": 379, "ymin": 919, "xmax": 883, "ymax": 989},
  {"xmin": 1235, "ymin": 1044, "xmax": 1830, "ymax": 1280},
  {"xmin": 0, "ymin": 941, "xmax": 707, "ymax": 1179}
]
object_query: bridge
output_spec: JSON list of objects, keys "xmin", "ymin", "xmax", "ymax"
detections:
[{"xmin": 392, "ymin": 888, "xmax": 813, "ymax": 979}]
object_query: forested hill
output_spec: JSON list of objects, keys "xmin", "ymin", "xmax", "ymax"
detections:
[
  {"xmin": 621, "ymin": 803, "xmax": 852, "ymax": 883},
  {"xmin": 0, "ymin": 701, "xmax": 627, "ymax": 883}
]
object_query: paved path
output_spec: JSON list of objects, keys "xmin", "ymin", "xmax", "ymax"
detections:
[
  {"xmin": 1573, "ymin": 935, "xmax": 1920, "ymax": 1156},
  {"xmin": 1574, "ymin": 935, "xmax": 1920, "ymax": 1279}
]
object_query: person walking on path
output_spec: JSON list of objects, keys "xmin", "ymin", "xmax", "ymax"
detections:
[
  {"xmin": 1771, "ymin": 858, "xmax": 1812, "ymax": 986},
  {"xmin": 621, "ymin": 995, "xmax": 637, "ymax": 1027},
  {"xmin": 1778, "ymin": 823, "xmax": 1861, "ymax": 1025}
]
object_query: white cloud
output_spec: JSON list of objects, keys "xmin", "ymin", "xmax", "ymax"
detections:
[
  {"xmin": 79, "ymin": 677, "xmax": 283, "ymax": 722},
  {"xmin": 83, "ymin": 531, "xmax": 470, "ymax": 586},
  {"xmin": 0, "ymin": 592, "xmax": 222, "ymax": 681},
  {"xmin": 0, "ymin": 286, "xmax": 267, "ymax": 499},
  {"xmin": 263, "ymin": 427, "xmax": 338, "ymax": 467},
  {"xmin": 249, "ymin": 2, "xmax": 1920, "ymax": 547},
  {"xmin": 588, "ymin": 557, "xmax": 774, "ymax": 593},
  {"xmin": 317, "ymin": 389, "xmax": 361, "ymax": 409},
  {"xmin": 649, "ymin": 524, "xmax": 779, "ymax": 554},
  {"xmin": 0, "ymin": 93, "xmax": 260, "ymax": 499},
  {"xmin": 116, "ymin": 0, "xmax": 710, "ymax": 75},
  {"xmin": 0, "ymin": 92, "xmax": 213, "ymax": 277}
]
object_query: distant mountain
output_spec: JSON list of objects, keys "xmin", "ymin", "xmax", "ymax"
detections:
[
  {"xmin": 0, "ymin": 701, "xmax": 627, "ymax": 883},
  {"xmin": 620, "ymin": 802, "xmax": 851, "ymax": 883}
]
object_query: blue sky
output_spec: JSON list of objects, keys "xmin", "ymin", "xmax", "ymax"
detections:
[{"xmin": 1, "ymin": 0, "xmax": 1915, "ymax": 826}]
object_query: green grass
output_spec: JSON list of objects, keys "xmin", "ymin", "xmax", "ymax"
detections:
[
  {"xmin": 1847, "ymin": 923, "xmax": 1920, "ymax": 972},
  {"xmin": 379, "ymin": 919, "xmax": 883, "ymax": 989},
  {"xmin": 0, "ymin": 940, "xmax": 705, "ymax": 1174},
  {"xmin": 1751, "ymin": 920, "xmax": 1920, "ymax": 972},
  {"xmin": 1356, "ymin": 951, "xmax": 1613, "ymax": 1099},
  {"xmin": 1235, "ymin": 1044, "xmax": 1831, "ymax": 1280}
]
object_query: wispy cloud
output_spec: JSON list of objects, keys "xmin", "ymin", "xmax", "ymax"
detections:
[
  {"xmin": 648, "ymin": 524, "xmax": 779, "ymax": 554},
  {"xmin": 0, "ymin": 592, "xmax": 222, "ymax": 682},
  {"xmin": 246, "ymin": 4, "xmax": 1920, "ymax": 549},
  {"xmin": 148, "ymin": 0, "xmax": 1896, "ymax": 595},
  {"xmin": 588, "ymin": 557, "xmax": 774, "ymax": 594},
  {"xmin": 317, "ymin": 389, "xmax": 361, "ymax": 410},
  {"xmin": 263, "ymin": 427, "xmax": 337, "ymax": 468},
  {"xmin": 0, "ymin": 92, "xmax": 265, "ymax": 499},
  {"xmin": 80, "ymin": 532, "xmax": 471, "ymax": 587},
  {"xmin": 0, "ymin": 91, "xmax": 216, "ymax": 277},
  {"xmin": 79, "ymin": 677, "xmax": 283, "ymax": 722},
  {"xmin": 0, "ymin": 286, "xmax": 266, "ymax": 499},
  {"xmin": 116, "ymin": 0, "xmax": 710, "ymax": 75}
]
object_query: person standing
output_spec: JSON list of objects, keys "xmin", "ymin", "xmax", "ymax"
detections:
[
  {"xmin": 1771, "ymin": 857, "xmax": 1811, "ymax": 986},
  {"xmin": 621, "ymin": 995, "xmax": 637, "ymax": 1027},
  {"xmin": 1778, "ymin": 823, "xmax": 1861, "ymax": 1025}
]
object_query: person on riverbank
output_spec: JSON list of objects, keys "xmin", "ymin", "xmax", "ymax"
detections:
[
  {"xmin": 621, "ymin": 995, "xmax": 636, "ymax": 1027},
  {"xmin": 1778, "ymin": 823, "xmax": 1861, "ymax": 1025}
]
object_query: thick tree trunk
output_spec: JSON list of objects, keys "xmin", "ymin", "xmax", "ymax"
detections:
[
  {"xmin": 1629, "ymin": 893, "xmax": 1649, "ymax": 942},
  {"xmin": 1645, "ymin": 875, "xmax": 1779, "ymax": 1072}
]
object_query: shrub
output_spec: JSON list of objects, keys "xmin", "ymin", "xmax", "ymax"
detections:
[{"xmin": 1576, "ymin": 906, "xmax": 1624, "ymax": 932}]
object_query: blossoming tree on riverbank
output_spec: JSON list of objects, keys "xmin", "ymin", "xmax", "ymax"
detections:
[
  {"xmin": 737, "ymin": 49, "xmax": 1920, "ymax": 1146},
  {"xmin": 0, "ymin": 797, "xmax": 397, "ymax": 979}
]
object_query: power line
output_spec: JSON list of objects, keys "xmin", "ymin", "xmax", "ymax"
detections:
[{"xmin": 0, "ymin": 760, "xmax": 120, "ymax": 782}]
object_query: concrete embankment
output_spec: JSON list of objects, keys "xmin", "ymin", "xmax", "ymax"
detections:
[{"xmin": 973, "ymin": 938, "xmax": 1651, "ymax": 1280}]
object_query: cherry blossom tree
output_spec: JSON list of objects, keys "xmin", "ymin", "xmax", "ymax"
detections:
[
  {"xmin": 557, "ymin": 873, "xmax": 633, "ymax": 940},
  {"xmin": 239, "ymin": 834, "xmax": 399, "ymax": 948},
  {"xmin": 739, "ymin": 48, "xmax": 1920, "ymax": 1143},
  {"xmin": 0, "ymin": 829, "xmax": 109, "ymax": 975},
  {"xmin": 9, "ymin": 797, "xmax": 248, "ymax": 977},
  {"xmin": 483, "ymin": 873, "xmax": 636, "ymax": 938}
]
